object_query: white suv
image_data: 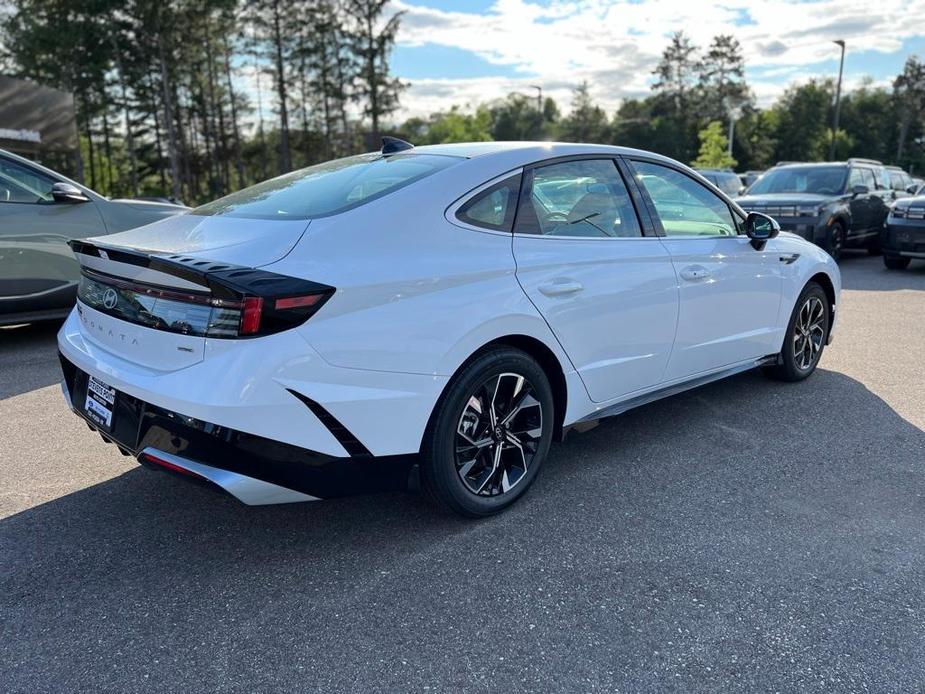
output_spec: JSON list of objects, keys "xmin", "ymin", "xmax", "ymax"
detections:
[{"xmin": 58, "ymin": 140, "xmax": 840, "ymax": 516}]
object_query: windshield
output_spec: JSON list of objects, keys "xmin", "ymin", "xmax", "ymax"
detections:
[
  {"xmin": 192, "ymin": 153, "xmax": 461, "ymax": 220},
  {"xmin": 747, "ymin": 166, "xmax": 847, "ymax": 196}
]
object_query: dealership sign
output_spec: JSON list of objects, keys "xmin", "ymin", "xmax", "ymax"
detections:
[
  {"xmin": 0, "ymin": 75, "xmax": 77, "ymax": 150},
  {"xmin": 0, "ymin": 127, "xmax": 41, "ymax": 143}
]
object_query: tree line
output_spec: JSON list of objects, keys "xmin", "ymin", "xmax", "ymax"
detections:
[
  {"xmin": 403, "ymin": 33, "xmax": 925, "ymax": 177},
  {"xmin": 1, "ymin": 0, "xmax": 404, "ymax": 204},
  {"xmin": 3, "ymin": 8, "xmax": 925, "ymax": 204}
]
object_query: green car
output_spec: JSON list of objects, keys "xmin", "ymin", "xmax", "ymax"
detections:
[{"xmin": 0, "ymin": 149, "xmax": 188, "ymax": 326}]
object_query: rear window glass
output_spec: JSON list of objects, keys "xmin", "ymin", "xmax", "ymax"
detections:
[{"xmin": 192, "ymin": 153, "xmax": 461, "ymax": 220}]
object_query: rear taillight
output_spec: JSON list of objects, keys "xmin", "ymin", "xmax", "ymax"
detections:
[
  {"xmin": 78, "ymin": 268, "xmax": 334, "ymax": 339},
  {"xmin": 275, "ymin": 294, "xmax": 325, "ymax": 310},
  {"xmin": 239, "ymin": 297, "xmax": 265, "ymax": 335}
]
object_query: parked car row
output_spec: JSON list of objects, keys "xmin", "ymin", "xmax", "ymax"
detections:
[
  {"xmin": 736, "ymin": 158, "xmax": 924, "ymax": 268},
  {"xmin": 883, "ymin": 186, "xmax": 925, "ymax": 270},
  {"xmin": 0, "ymin": 148, "xmax": 188, "ymax": 326}
]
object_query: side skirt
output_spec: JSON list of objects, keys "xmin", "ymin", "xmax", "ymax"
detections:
[{"xmin": 572, "ymin": 356, "xmax": 778, "ymax": 427}]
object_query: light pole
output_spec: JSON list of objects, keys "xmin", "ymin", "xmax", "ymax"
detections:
[
  {"xmin": 529, "ymin": 85, "xmax": 543, "ymax": 114},
  {"xmin": 724, "ymin": 98, "xmax": 743, "ymax": 161},
  {"xmin": 829, "ymin": 39, "xmax": 846, "ymax": 160}
]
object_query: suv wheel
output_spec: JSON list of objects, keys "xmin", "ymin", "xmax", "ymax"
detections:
[
  {"xmin": 764, "ymin": 282, "xmax": 829, "ymax": 382},
  {"xmin": 884, "ymin": 255, "xmax": 911, "ymax": 270},
  {"xmin": 421, "ymin": 347, "xmax": 554, "ymax": 517},
  {"xmin": 823, "ymin": 223, "xmax": 845, "ymax": 261}
]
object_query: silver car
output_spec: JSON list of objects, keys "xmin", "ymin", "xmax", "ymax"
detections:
[{"xmin": 0, "ymin": 149, "xmax": 188, "ymax": 326}]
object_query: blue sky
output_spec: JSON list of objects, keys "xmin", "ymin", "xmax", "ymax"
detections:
[{"xmin": 388, "ymin": 0, "xmax": 925, "ymax": 118}]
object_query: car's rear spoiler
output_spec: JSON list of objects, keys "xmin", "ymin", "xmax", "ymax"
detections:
[{"xmin": 68, "ymin": 239, "xmax": 329, "ymax": 301}]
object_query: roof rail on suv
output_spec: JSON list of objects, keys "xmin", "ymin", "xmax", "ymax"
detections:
[{"xmin": 847, "ymin": 158, "xmax": 883, "ymax": 166}]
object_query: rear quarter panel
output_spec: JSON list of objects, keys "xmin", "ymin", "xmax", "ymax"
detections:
[{"xmin": 263, "ymin": 163, "xmax": 587, "ymax": 414}]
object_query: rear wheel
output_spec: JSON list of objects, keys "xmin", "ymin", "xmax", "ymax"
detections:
[
  {"xmin": 764, "ymin": 282, "xmax": 829, "ymax": 382},
  {"xmin": 421, "ymin": 347, "xmax": 554, "ymax": 517},
  {"xmin": 884, "ymin": 255, "xmax": 911, "ymax": 270}
]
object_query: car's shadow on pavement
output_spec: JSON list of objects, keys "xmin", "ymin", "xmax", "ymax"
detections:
[
  {"xmin": 0, "ymin": 321, "xmax": 63, "ymax": 400},
  {"xmin": 2, "ymin": 366, "xmax": 924, "ymax": 690}
]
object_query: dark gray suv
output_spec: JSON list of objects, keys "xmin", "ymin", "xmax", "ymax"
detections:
[
  {"xmin": 0, "ymin": 149, "xmax": 188, "ymax": 326},
  {"xmin": 736, "ymin": 159, "xmax": 890, "ymax": 260}
]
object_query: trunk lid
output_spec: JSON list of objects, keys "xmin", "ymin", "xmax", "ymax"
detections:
[
  {"xmin": 70, "ymin": 217, "xmax": 324, "ymax": 373},
  {"xmin": 92, "ymin": 213, "xmax": 310, "ymax": 268}
]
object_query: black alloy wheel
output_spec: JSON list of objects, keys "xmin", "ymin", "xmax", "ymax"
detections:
[
  {"xmin": 764, "ymin": 282, "xmax": 830, "ymax": 382},
  {"xmin": 421, "ymin": 347, "xmax": 554, "ymax": 517}
]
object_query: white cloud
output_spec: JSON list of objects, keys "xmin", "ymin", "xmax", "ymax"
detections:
[{"xmin": 392, "ymin": 0, "xmax": 925, "ymax": 117}]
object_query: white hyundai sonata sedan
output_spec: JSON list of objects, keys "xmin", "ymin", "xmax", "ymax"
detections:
[{"xmin": 58, "ymin": 140, "xmax": 840, "ymax": 516}]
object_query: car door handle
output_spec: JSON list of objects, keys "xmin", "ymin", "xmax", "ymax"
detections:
[
  {"xmin": 679, "ymin": 265, "xmax": 711, "ymax": 281},
  {"xmin": 538, "ymin": 279, "xmax": 584, "ymax": 297}
]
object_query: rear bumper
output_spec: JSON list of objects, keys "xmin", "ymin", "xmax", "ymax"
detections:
[
  {"xmin": 57, "ymin": 307, "xmax": 447, "ymax": 458},
  {"xmin": 59, "ymin": 353, "xmax": 419, "ymax": 500}
]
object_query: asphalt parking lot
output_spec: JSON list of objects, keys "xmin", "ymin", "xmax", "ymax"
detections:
[{"xmin": 1, "ymin": 254, "xmax": 924, "ymax": 692}]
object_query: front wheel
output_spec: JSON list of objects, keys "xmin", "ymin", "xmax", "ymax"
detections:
[
  {"xmin": 421, "ymin": 347, "xmax": 554, "ymax": 517},
  {"xmin": 822, "ymin": 223, "xmax": 845, "ymax": 261},
  {"xmin": 884, "ymin": 255, "xmax": 911, "ymax": 270},
  {"xmin": 764, "ymin": 282, "xmax": 830, "ymax": 382}
]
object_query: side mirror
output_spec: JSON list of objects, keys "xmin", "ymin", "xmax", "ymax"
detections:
[
  {"xmin": 906, "ymin": 184, "xmax": 918, "ymax": 194},
  {"xmin": 745, "ymin": 211, "xmax": 780, "ymax": 249},
  {"xmin": 51, "ymin": 182, "xmax": 90, "ymax": 204},
  {"xmin": 851, "ymin": 184, "xmax": 869, "ymax": 197}
]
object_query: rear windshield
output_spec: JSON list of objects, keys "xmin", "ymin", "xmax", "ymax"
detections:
[
  {"xmin": 747, "ymin": 166, "xmax": 847, "ymax": 196},
  {"xmin": 192, "ymin": 153, "xmax": 461, "ymax": 220}
]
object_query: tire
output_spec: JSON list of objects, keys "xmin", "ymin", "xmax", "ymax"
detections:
[
  {"xmin": 764, "ymin": 282, "xmax": 830, "ymax": 382},
  {"xmin": 822, "ymin": 222, "xmax": 845, "ymax": 261},
  {"xmin": 884, "ymin": 255, "xmax": 911, "ymax": 270},
  {"xmin": 420, "ymin": 347, "xmax": 555, "ymax": 517}
]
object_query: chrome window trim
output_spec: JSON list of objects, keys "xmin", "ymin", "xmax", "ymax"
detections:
[{"xmin": 512, "ymin": 232, "xmax": 662, "ymax": 241}]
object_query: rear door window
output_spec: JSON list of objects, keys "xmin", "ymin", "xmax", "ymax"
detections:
[{"xmin": 513, "ymin": 159, "xmax": 642, "ymax": 238}]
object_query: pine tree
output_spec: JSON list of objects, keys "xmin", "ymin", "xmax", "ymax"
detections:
[
  {"xmin": 345, "ymin": 0, "xmax": 405, "ymax": 147},
  {"xmin": 692, "ymin": 121, "xmax": 736, "ymax": 169}
]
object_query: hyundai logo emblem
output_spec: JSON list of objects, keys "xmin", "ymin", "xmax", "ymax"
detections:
[{"xmin": 102, "ymin": 288, "xmax": 119, "ymax": 310}]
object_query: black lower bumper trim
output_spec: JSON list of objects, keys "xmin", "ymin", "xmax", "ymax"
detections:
[{"xmin": 59, "ymin": 353, "xmax": 417, "ymax": 499}]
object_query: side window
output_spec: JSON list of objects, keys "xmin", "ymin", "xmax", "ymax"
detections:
[
  {"xmin": 513, "ymin": 159, "xmax": 642, "ymax": 238},
  {"xmin": 872, "ymin": 168, "xmax": 886, "ymax": 190},
  {"xmin": 632, "ymin": 161, "xmax": 738, "ymax": 237},
  {"xmin": 720, "ymin": 173, "xmax": 742, "ymax": 196},
  {"xmin": 0, "ymin": 157, "xmax": 56, "ymax": 203},
  {"xmin": 860, "ymin": 168, "xmax": 876, "ymax": 190},
  {"xmin": 456, "ymin": 174, "xmax": 521, "ymax": 232},
  {"xmin": 848, "ymin": 167, "xmax": 865, "ymax": 189}
]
